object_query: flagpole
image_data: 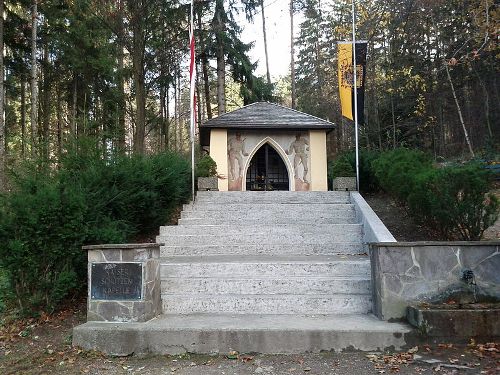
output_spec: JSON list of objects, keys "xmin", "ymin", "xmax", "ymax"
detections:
[
  {"xmin": 189, "ymin": 0, "xmax": 196, "ymax": 202},
  {"xmin": 351, "ymin": 0, "xmax": 360, "ymax": 191}
]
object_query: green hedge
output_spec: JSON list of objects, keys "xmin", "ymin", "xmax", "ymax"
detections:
[
  {"xmin": 372, "ymin": 148, "xmax": 498, "ymax": 240},
  {"xmin": 372, "ymin": 148, "xmax": 432, "ymax": 200},
  {"xmin": 195, "ymin": 154, "xmax": 217, "ymax": 178},
  {"xmin": 328, "ymin": 150, "xmax": 381, "ymax": 192},
  {"xmin": 0, "ymin": 141, "xmax": 191, "ymax": 315},
  {"xmin": 407, "ymin": 164, "xmax": 499, "ymax": 240}
]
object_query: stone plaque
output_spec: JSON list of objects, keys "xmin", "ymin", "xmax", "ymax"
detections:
[{"xmin": 91, "ymin": 263, "xmax": 142, "ymax": 300}]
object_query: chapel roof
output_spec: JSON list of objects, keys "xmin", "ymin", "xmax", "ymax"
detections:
[{"xmin": 200, "ymin": 102, "xmax": 336, "ymax": 130}]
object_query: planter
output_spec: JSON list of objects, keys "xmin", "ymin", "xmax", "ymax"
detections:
[
  {"xmin": 332, "ymin": 177, "xmax": 356, "ymax": 191},
  {"xmin": 197, "ymin": 176, "xmax": 218, "ymax": 191}
]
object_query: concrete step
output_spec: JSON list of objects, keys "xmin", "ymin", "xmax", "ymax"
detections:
[
  {"xmin": 194, "ymin": 191, "xmax": 351, "ymax": 204},
  {"xmin": 73, "ymin": 314, "xmax": 413, "ymax": 355},
  {"xmin": 157, "ymin": 232, "xmax": 362, "ymax": 245},
  {"xmin": 159, "ymin": 223, "xmax": 363, "ymax": 237},
  {"xmin": 159, "ymin": 255, "xmax": 370, "ymax": 278},
  {"xmin": 178, "ymin": 216, "xmax": 358, "ymax": 225},
  {"xmin": 183, "ymin": 203, "xmax": 352, "ymax": 211},
  {"xmin": 161, "ymin": 276, "xmax": 371, "ymax": 295},
  {"xmin": 181, "ymin": 204, "xmax": 355, "ymax": 219},
  {"xmin": 179, "ymin": 207, "xmax": 356, "ymax": 223},
  {"xmin": 159, "ymin": 243, "xmax": 366, "ymax": 256},
  {"xmin": 161, "ymin": 294, "xmax": 372, "ymax": 315}
]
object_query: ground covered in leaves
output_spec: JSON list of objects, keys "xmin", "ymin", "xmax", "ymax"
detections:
[{"xmin": 0, "ymin": 300, "xmax": 498, "ymax": 374}]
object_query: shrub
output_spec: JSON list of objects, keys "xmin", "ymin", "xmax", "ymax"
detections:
[
  {"xmin": 328, "ymin": 150, "xmax": 381, "ymax": 192},
  {"xmin": 195, "ymin": 154, "xmax": 217, "ymax": 178},
  {"xmin": 0, "ymin": 174, "xmax": 97, "ymax": 313},
  {"xmin": 0, "ymin": 140, "xmax": 191, "ymax": 315},
  {"xmin": 329, "ymin": 158, "xmax": 355, "ymax": 178},
  {"xmin": 407, "ymin": 164, "xmax": 499, "ymax": 240},
  {"xmin": 372, "ymin": 148, "xmax": 432, "ymax": 201}
]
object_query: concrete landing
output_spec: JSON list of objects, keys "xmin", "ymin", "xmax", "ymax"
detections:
[{"xmin": 73, "ymin": 314, "xmax": 412, "ymax": 356}]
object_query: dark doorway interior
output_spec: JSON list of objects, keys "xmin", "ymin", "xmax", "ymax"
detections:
[{"xmin": 246, "ymin": 144, "xmax": 289, "ymax": 191}]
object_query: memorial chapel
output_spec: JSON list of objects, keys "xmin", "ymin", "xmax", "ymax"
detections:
[{"xmin": 199, "ymin": 102, "xmax": 335, "ymax": 192}]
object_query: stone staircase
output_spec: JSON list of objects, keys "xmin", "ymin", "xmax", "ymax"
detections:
[
  {"xmin": 74, "ymin": 191, "xmax": 411, "ymax": 356},
  {"xmin": 157, "ymin": 191, "xmax": 371, "ymax": 316}
]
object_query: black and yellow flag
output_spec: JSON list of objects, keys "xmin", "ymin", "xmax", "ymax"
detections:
[{"xmin": 338, "ymin": 41, "xmax": 367, "ymax": 124}]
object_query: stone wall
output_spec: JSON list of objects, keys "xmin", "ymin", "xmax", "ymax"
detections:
[
  {"xmin": 370, "ymin": 242, "xmax": 500, "ymax": 320},
  {"xmin": 84, "ymin": 243, "xmax": 161, "ymax": 323}
]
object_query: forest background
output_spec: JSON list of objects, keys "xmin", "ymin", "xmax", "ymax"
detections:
[{"xmin": 0, "ymin": 0, "xmax": 498, "ymax": 181}]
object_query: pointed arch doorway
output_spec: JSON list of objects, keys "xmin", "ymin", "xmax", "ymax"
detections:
[{"xmin": 246, "ymin": 144, "xmax": 290, "ymax": 191}]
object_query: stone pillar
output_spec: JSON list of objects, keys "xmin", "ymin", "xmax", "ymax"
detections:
[
  {"xmin": 84, "ymin": 243, "xmax": 161, "ymax": 322},
  {"xmin": 209, "ymin": 129, "xmax": 228, "ymax": 191},
  {"xmin": 309, "ymin": 130, "xmax": 328, "ymax": 191}
]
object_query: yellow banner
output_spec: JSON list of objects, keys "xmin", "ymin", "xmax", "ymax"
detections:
[{"xmin": 338, "ymin": 43, "xmax": 353, "ymax": 121}]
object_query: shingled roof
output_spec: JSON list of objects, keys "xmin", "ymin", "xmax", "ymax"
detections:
[{"xmin": 200, "ymin": 102, "xmax": 335, "ymax": 130}]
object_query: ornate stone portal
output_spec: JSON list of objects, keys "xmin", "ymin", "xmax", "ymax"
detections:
[{"xmin": 227, "ymin": 131, "xmax": 310, "ymax": 191}]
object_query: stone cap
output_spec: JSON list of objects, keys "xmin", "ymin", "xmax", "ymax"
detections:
[
  {"xmin": 82, "ymin": 243, "xmax": 163, "ymax": 251},
  {"xmin": 369, "ymin": 241, "xmax": 500, "ymax": 247}
]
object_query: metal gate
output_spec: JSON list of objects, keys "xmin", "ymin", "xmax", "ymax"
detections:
[{"xmin": 246, "ymin": 144, "xmax": 289, "ymax": 191}]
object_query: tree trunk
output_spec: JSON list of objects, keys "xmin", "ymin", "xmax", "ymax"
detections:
[
  {"xmin": 56, "ymin": 87, "xmax": 62, "ymax": 161},
  {"xmin": 132, "ymin": 51, "xmax": 146, "ymax": 153},
  {"xmin": 177, "ymin": 72, "xmax": 182, "ymax": 151},
  {"xmin": 173, "ymin": 74, "xmax": 178, "ymax": 152},
  {"xmin": 70, "ymin": 77, "xmax": 77, "ymax": 136},
  {"xmin": 215, "ymin": 0, "xmax": 226, "ymax": 115},
  {"xmin": 117, "ymin": 0, "xmax": 126, "ymax": 151},
  {"xmin": 30, "ymin": 0, "xmax": 38, "ymax": 157},
  {"xmin": 0, "ymin": 0, "xmax": 4, "ymax": 190},
  {"xmin": 375, "ymin": 94, "xmax": 382, "ymax": 150},
  {"xmin": 197, "ymin": 8, "xmax": 212, "ymax": 119},
  {"xmin": 165, "ymin": 83, "xmax": 170, "ymax": 150},
  {"xmin": 471, "ymin": 64, "xmax": 493, "ymax": 139},
  {"xmin": 290, "ymin": 0, "xmax": 296, "ymax": 109},
  {"xmin": 159, "ymin": 83, "xmax": 165, "ymax": 151},
  {"xmin": 445, "ymin": 62, "xmax": 474, "ymax": 158},
  {"xmin": 261, "ymin": 0, "xmax": 271, "ymax": 85},
  {"xmin": 130, "ymin": 1, "xmax": 146, "ymax": 154},
  {"xmin": 390, "ymin": 91, "xmax": 396, "ymax": 149},
  {"xmin": 41, "ymin": 39, "xmax": 50, "ymax": 159},
  {"xmin": 21, "ymin": 77, "xmax": 26, "ymax": 158}
]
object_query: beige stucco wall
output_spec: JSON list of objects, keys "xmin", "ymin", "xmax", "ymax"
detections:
[
  {"xmin": 309, "ymin": 130, "xmax": 328, "ymax": 191},
  {"xmin": 209, "ymin": 129, "xmax": 228, "ymax": 191},
  {"xmin": 208, "ymin": 129, "xmax": 328, "ymax": 192}
]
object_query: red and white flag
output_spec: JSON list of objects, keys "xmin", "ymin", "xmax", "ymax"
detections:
[{"xmin": 189, "ymin": 0, "xmax": 196, "ymax": 143}]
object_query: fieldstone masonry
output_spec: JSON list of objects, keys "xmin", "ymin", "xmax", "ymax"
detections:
[
  {"xmin": 370, "ymin": 242, "xmax": 500, "ymax": 320},
  {"xmin": 84, "ymin": 243, "xmax": 161, "ymax": 322}
]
